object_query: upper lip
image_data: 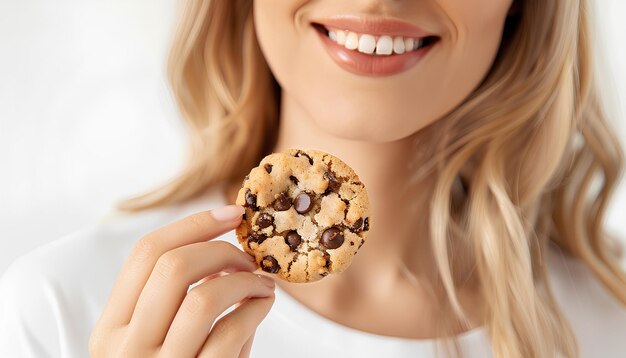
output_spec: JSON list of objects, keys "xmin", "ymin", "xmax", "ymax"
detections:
[{"xmin": 311, "ymin": 15, "xmax": 435, "ymax": 38}]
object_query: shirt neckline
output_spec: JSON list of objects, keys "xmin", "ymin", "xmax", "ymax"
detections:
[
  {"xmin": 272, "ymin": 280, "xmax": 487, "ymax": 347},
  {"xmin": 214, "ymin": 182, "xmax": 487, "ymax": 346}
]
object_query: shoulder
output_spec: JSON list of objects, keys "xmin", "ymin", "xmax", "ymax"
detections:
[
  {"xmin": 0, "ymin": 212, "xmax": 170, "ymax": 357},
  {"xmin": 0, "ymin": 187, "xmax": 228, "ymax": 357},
  {"xmin": 0, "ymin": 221, "xmax": 131, "ymax": 357},
  {"xmin": 546, "ymin": 244, "xmax": 626, "ymax": 356},
  {"xmin": 0, "ymin": 186, "xmax": 229, "ymax": 289},
  {"xmin": 0, "ymin": 199, "xmax": 196, "ymax": 308}
]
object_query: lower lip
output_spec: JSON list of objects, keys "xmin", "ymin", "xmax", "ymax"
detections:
[{"xmin": 315, "ymin": 29, "xmax": 435, "ymax": 77}]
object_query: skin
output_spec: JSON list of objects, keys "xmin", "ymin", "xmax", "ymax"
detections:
[
  {"xmin": 247, "ymin": 0, "xmax": 514, "ymax": 338},
  {"xmin": 92, "ymin": 0, "xmax": 514, "ymax": 355},
  {"xmin": 90, "ymin": 206, "xmax": 275, "ymax": 357}
]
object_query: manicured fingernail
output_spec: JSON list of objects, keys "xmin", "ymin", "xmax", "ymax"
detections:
[
  {"xmin": 257, "ymin": 274, "xmax": 276, "ymax": 288},
  {"xmin": 210, "ymin": 205, "xmax": 244, "ymax": 222}
]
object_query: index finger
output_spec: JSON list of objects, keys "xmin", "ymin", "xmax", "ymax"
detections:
[{"xmin": 98, "ymin": 205, "xmax": 250, "ymax": 327}]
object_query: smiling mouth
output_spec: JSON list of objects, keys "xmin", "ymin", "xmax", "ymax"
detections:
[{"xmin": 312, "ymin": 23, "xmax": 440, "ymax": 56}]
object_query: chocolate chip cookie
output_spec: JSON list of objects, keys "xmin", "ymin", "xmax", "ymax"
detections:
[{"xmin": 235, "ymin": 149, "xmax": 370, "ymax": 283}]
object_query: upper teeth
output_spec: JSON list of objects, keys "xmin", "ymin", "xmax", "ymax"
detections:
[{"xmin": 327, "ymin": 28, "xmax": 423, "ymax": 55}]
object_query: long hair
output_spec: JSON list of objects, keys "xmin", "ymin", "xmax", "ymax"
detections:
[{"xmin": 119, "ymin": 1, "xmax": 626, "ymax": 357}]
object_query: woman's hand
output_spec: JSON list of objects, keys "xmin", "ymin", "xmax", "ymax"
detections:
[{"xmin": 89, "ymin": 205, "xmax": 275, "ymax": 358}]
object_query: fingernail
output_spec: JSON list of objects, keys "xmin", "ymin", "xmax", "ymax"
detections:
[
  {"xmin": 257, "ymin": 274, "xmax": 275, "ymax": 288},
  {"xmin": 246, "ymin": 253, "xmax": 257, "ymax": 262},
  {"xmin": 210, "ymin": 205, "xmax": 244, "ymax": 222}
]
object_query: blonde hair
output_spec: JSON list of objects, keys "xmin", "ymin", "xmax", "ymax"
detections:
[{"xmin": 120, "ymin": 0, "xmax": 626, "ymax": 357}]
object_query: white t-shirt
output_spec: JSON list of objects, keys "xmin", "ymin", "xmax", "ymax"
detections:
[{"xmin": 1, "ymin": 187, "xmax": 626, "ymax": 358}]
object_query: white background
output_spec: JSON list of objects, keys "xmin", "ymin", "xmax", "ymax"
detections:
[{"xmin": 1, "ymin": 1, "xmax": 625, "ymax": 274}]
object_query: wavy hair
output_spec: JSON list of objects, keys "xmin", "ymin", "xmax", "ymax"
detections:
[{"xmin": 119, "ymin": 0, "xmax": 626, "ymax": 357}]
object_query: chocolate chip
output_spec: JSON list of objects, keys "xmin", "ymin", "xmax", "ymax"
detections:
[
  {"xmin": 264, "ymin": 163, "xmax": 273, "ymax": 173},
  {"xmin": 247, "ymin": 232, "xmax": 267, "ymax": 247},
  {"xmin": 322, "ymin": 252, "xmax": 331, "ymax": 268},
  {"xmin": 244, "ymin": 189, "xmax": 257, "ymax": 209},
  {"xmin": 295, "ymin": 151, "xmax": 313, "ymax": 165},
  {"xmin": 324, "ymin": 171, "xmax": 341, "ymax": 193},
  {"xmin": 256, "ymin": 213, "xmax": 273, "ymax": 228},
  {"xmin": 321, "ymin": 227, "xmax": 344, "ymax": 249},
  {"xmin": 349, "ymin": 217, "xmax": 363, "ymax": 232},
  {"xmin": 363, "ymin": 217, "xmax": 369, "ymax": 231},
  {"xmin": 285, "ymin": 231, "xmax": 302, "ymax": 251},
  {"xmin": 294, "ymin": 192, "xmax": 313, "ymax": 214},
  {"xmin": 261, "ymin": 255, "xmax": 280, "ymax": 273},
  {"xmin": 273, "ymin": 192, "xmax": 292, "ymax": 211},
  {"xmin": 289, "ymin": 175, "xmax": 299, "ymax": 185}
]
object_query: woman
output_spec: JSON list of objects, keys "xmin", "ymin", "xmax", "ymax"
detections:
[{"xmin": 1, "ymin": 0, "xmax": 625, "ymax": 357}]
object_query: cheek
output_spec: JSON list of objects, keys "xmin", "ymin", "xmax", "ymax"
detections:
[
  {"xmin": 436, "ymin": 0, "xmax": 512, "ymax": 95},
  {"xmin": 253, "ymin": 1, "xmax": 297, "ymax": 83}
]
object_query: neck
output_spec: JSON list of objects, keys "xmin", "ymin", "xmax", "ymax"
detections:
[
  {"xmin": 222, "ymin": 92, "xmax": 484, "ymax": 338},
  {"xmin": 273, "ymin": 93, "xmax": 439, "ymax": 295}
]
